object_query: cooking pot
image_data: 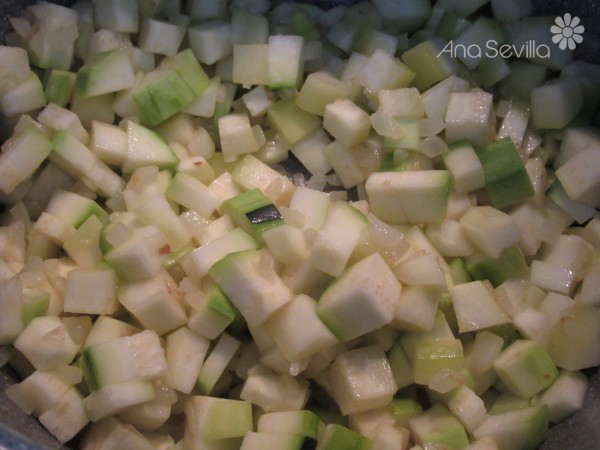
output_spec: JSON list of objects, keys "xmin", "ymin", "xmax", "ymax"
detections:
[{"xmin": 0, "ymin": 0, "xmax": 599, "ymax": 448}]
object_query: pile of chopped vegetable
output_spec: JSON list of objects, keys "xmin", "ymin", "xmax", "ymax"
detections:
[{"xmin": 0, "ymin": 0, "xmax": 600, "ymax": 449}]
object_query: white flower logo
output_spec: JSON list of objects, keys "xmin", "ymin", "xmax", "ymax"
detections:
[{"xmin": 551, "ymin": 13, "xmax": 585, "ymax": 50}]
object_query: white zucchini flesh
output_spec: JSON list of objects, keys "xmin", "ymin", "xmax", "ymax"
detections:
[{"xmin": 0, "ymin": 0, "xmax": 600, "ymax": 448}]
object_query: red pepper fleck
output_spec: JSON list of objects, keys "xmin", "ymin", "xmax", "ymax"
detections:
[
  {"xmin": 194, "ymin": 161, "xmax": 203, "ymax": 166},
  {"xmin": 159, "ymin": 244, "xmax": 171, "ymax": 255}
]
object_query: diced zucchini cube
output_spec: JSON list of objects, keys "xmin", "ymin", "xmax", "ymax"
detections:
[
  {"xmin": 81, "ymin": 159, "xmax": 126, "ymax": 199},
  {"xmin": 134, "ymin": 70, "xmax": 196, "ymax": 127},
  {"xmin": 402, "ymin": 38, "xmax": 459, "ymax": 90},
  {"xmin": 257, "ymin": 410, "xmax": 320, "ymax": 438},
  {"xmin": 0, "ymin": 71, "xmax": 46, "ymax": 117},
  {"xmin": 546, "ymin": 178, "xmax": 597, "ymax": 225},
  {"xmin": 240, "ymin": 432, "xmax": 310, "ymax": 450},
  {"xmin": 104, "ymin": 226, "xmax": 168, "ymax": 281},
  {"xmin": 546, "ymin": 304, "xmax": 600, "ymax": 371},
  {"xmin": 477, "ymin": 55, "xmax": 511, "ymax": 89},
  {"xmin": 352, "ymin": 23, "xmax": 398, "ymax": 56},
  {"xmin": 386, "ymin": 396, "xmax": 423, "ymax": 427},
  {"xmin": 242, "ymin": 86, "xmax": 273, "ymax": 117},
  {"xmin": 231, "ymin": 8, "xmax": 269, "ymax": 44},
  {"xmin": 412, "ymin": 338, "xmax": 465, "ymax": 385},
  {"xmin": 316, "ymin": 253, "xmax": 401, "ymax": 341},
  {"xmin": 208, "ymin": 173, "xmax": 242, "ymax": 211},
  {"xmin": 323, "ymin": 141, "xmax": 365, "ymax": 189},
  {"xmin": 422, "ymin": 74, "xmax": 470, "ymax": 121},
  {"xmin": 268, "ymin": 99, "xmax": 322, "ymax": 145},
  {"xmin": 281, "ymin": 260, "xmax": 334, "ymax": 301},
  {"xmin": 392, "ymin": 285, "xmax": 441, "ymax": 331},
  {"xmin": 83, "ymin": 381, "xmax": 155, "ymax": 422},
  {"xmin": 531, "ymin": 77, "xmax": 583, "ymax": 130},
  {"xmin": 50, "ymin": 130, "xmax": 98, "ymax": 180},
  {"xmin": 240, "ymin": 364, "xmax": 309, "ymax": 412},
  {"xmin": 183, "ymin": 396, "xmax": 252, "ymax": 443},
  {"xmin": 473, "ymin": 405, "xmax": 549, "ymax": 450},
  {"xmin": 124, "ymin": 121, "xmax": 179, "ymax": 173},
  {"xmin": 499, "ymin": 60, "xmax": 547, "ymax": 101},
  {"xmin": 262, "ymin": 224, "xmax": 308, "ymax": 267},
  {"xmin": 80, "ymin": 417, "xmax": 155, "ymax": 449},
  {"xmin": 10, "ymin": 368, "xmax": 73, "ymax": 418},
  {"xmin": 196, "ymin": 332, "xmax": 240, "ymax": 395},
  {"xmin": 0, "ymin": 45, "xmax": 31, "ymax": 96},
  {"xmin": 81, "ymin": 330, "xmax": 167, "ymax": 391},
  {"xmin": 555, "ymin": 144, "xmax": 600, "ymax": 208},
  {"xmin": 328, "ymin": 345, "xmax": 397, "ymax": 415},
  {"xmin": 165, "ymin": 172, "xmax": 220, "ymax": 219},
  {"xmin": 63, "ymin": 268, "xmax": 118, "ymax": 315},
  {"xmin": 453, "ymin": 17, "xmax": 507, "ymax": 70},
  {"xmin": 233, "ymin": 44, "xmax": 270, "ymax": 88},
  {"xmin": 289, "ymin": 10, "xmax": 319, "ymax": 41},
  {"xmin": 357, "ymin": 49, "xmax": 416, "ymax": 92},
  {"xmin": 231, "ymin": 154, "xmax": 295, "ymax": 206},
  {"xmin": 38, "ymin": 387, "xmax": 88, "ymax": 444},
  {"xmin": 266, "ymin": 294, "xmax": 339, "ymax": 361},
  {"xmin": 135, "ymin": 194, "xmax": 191, "ymax": 252},
  {"xmin": 460, "ymin": 206, "xmax": 520, "ymax": 259},
  {"xmin": 188, "ymin": 20, "xmax": 232, "ymax": 65},
  {"xmin": 268, "ymin": 35, "xmax": 305, "ymax": 89},
  {"xmin": 493, "ymin": 339, "xmax": 558, "ymax": 398},
  {"xmin": 38, "ymin": 103, "xmax": 88, "ymax": 144},
  {"xmin": 218, "ymin": 113, "xmax": 263, "ymax": 161},
  {"xmin": 445, "ymin": 89, "xmax": 494, "ymax": 148},
  {"xmin": 32, "ymin": 212, "xmax": 76, "ymax": 245},
  {"xmin": 182, "ymin": 227, "xmax": 257, "ymax": 280},
  {"xmin": 435, "ymin": 11, "xmax": 471, "ymax": 40},
  {"xmin": 317, "ymin": 423, "xmax": 373, "ymax": 450},
  {"xmin": 476, "ymin": 138, "xmax": 535, "ymax": 209},
  {"xmin": 409, "ymin": 404, "xmax": 469, "ymax": 450},
  {"xmin": 323, "ymin": 99, "xmax": 371, "ymax": 147},
  {"xmin": 442, "ymin": 141, "xmax": 485, "ymax": 194},
  {"xmin": 93, "ymin": 0, "xmax": 138, "ymax": 33},
  {"xmin": 164, "ymin": 327, "xmax": 210, "ymax": 394},
  {"xmin": 21, "ymin": 291, "xmax": 50, "ymax": 328},
  {"xmin": 539, "ymin": 370, "xmax": 588, "ymax": 424},
  {"xmin": 178, "ymin": 155, "xmax": 216, "ymax": 185},
  {"xmin": 43, "ymin": 69, "xmax": 76, "ymax": 108},
  {"xmin": 82, "ymin": 316, "xmax": 137, "ymax": 350},
  {"xmin": 185, "ymin": 77, "xmax": 224, "ymax": 118},
  {"xmin": 296, "ymin": 71, "xmax": 358, "ymax": 116},
  {"xmin": 450, "ymin": 280, "xmax": 509, "ymax": 333},
  {"xmin": 578, "ymin": 262, "xmax": 600, "ymax": 306},
  {"xmin": 448, "ymin": 385, "xmax": 487, "ymax": 433},
  {"xmin": 13, "ymin": 316, "xmax": 79, "ymax": 371},
  {"xmin": 46, "ymin": 189, "xmax": 107, "ymax": 229},
  {"xmin": 138, "ymin": 18, "xmax": 185, "ymax": 57},
  {"xmin": 221, "ymin": 188, "xmax": 284, "ymax": 242},
  {"xmin": 188, "ymin": 286, "xmax": 238, "ymax": 340},
  {"xmin": 160, "ymin": 49, "xmax": 211, "ymax": 97},
  {"xmin": 366, "ymin": 171, "xmax": 451, "ymax": 225},
  {"xmin": 326, "ymin": 14, "xmax": 360, "ymax": 54},
  {"xmin": 466, "ymin": 246, "xmax": 529, "ymax": 287},
  {"xmin": 209, "ymin": 249, "xmax": 292, "ymax": 327},
  {"xmin": 0, "ymin": 124, "xmax": 52, "ymax": 195},
  {"xmin": 117, "ymin": 272, "xmax": 188, "ymax": 336},
  {"xmin": 392, "ymin": 250, "xmax": 447, "ymax": 290},
  {"xmin": 530, "ymin": 260, "xmax": 577, "ymax": 296},
  {"xmin": 378, "ymin": 87, "xmax": 424, "ymax": 118},
  {"xmin": 288, "ymin": 185, "xmax": 331, "ymax": 231},
  {"xmin": 75, "ymin": 48, "xmax": 135, "ymax": 97}
]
